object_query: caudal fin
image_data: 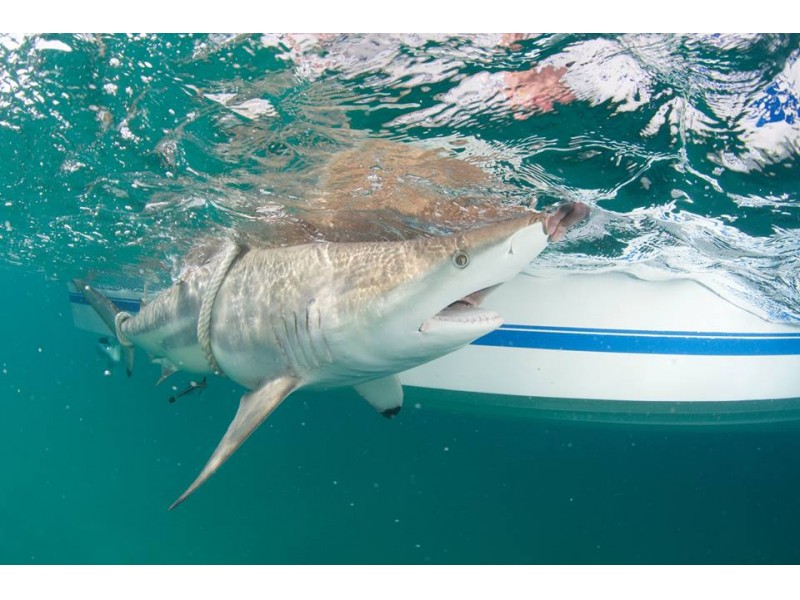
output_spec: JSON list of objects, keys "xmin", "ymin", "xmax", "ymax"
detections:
[{"xmin": 72, "ymin": 279, "xmax": 135, "ymax": 376}]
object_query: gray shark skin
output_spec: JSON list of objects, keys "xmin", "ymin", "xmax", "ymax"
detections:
[{"xmin": 74, "ymin": 202, "xmax": 587, "ymax": 509}]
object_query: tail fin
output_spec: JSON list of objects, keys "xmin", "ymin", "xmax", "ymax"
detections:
[{"xmin": 72, "ymin": 279, "xmax": 135, "ymax": 376}]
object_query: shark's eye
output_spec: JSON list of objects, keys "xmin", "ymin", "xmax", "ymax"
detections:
[{"xmin": 452, "ymin": 251, "xmax": 470, "ymax": 268}]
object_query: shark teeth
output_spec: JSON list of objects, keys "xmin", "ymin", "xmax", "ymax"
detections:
[
  {"xmin": 431, "ymin": 304, "xmax": 501, "ymax": 324},
  {"xmin": 418, "ymin": 284, "xmax": 504, "ymax": 333},
  {"xmin": 419, "ymin": 304, "xmax": 502, "ymax": 333}
]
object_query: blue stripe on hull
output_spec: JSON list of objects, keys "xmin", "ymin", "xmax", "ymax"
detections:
[{"xmin": 474, "ymin": 325, "xmax": 800, "ymax": 356}]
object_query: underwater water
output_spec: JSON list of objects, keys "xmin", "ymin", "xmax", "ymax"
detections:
[{"xmin": 1, "ymin": 33, "xmax": 800, "ymax": 564}]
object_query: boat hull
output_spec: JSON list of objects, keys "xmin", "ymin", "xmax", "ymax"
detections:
[{"xmin": 400, "ymin": 271, "xmax": 800, "ymax": 403}]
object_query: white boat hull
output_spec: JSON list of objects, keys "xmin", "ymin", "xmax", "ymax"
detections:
[{"xmin": 400, "ymin": 271, "xmax": 800, "ymax": 403}]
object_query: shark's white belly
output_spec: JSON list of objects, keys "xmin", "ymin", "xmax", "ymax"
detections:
[{"xmin": 212, "ymin": 344, "xmax": 286, "ymax": 390}]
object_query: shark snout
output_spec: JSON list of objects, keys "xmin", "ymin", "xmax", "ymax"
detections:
[
  {"xmin": 544, "ymin": 202, "xmax": 590, "ymax": 242},
  {"xmin": 460, "ymin": 201, "xmax": 589, "ymax": 256}
]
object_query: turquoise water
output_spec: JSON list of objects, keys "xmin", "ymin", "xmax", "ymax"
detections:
[{"xmin": 1, "ymin": 33, "xmax": 800, "ymax": 564}]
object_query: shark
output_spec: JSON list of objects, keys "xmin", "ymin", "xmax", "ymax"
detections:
[{"xmin": 74, "ymin": 201, "xmax": 587, "ymax": 509}]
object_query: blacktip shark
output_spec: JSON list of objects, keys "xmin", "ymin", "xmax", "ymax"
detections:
[{"xmin": 74, "ymin": 201, "xmax": 588, "ymax": 509}]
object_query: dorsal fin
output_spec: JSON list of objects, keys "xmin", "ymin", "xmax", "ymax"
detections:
[{"xmin": 169, "ymin": 375, "xmax": 298, "ymax": 510}]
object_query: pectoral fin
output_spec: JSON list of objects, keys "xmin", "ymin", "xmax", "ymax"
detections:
[
  {"xmin": 354, "ymin": 375, "xmax": 404, "ymax": 418},
  {"xmin": 169, "ymin": 375, "xmax": 298, "ymax": 510}
]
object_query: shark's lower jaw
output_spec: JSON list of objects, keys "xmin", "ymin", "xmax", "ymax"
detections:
[
  {"xmin": 418, "ymin": 287, "xmax": 503, "ymax": 334},
  {"xmin": 420, "ymin": 305, "xmax": 502, "ymax": 332}
]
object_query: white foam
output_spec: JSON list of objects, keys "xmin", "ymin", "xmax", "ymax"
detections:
[{"xmin": 34, "ymin": 39, "xmax": 72, "ymax": 52}]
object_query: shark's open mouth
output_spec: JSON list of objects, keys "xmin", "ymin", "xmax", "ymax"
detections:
[
  {"xmin": 438, "ymin": 286, "xmax": 493, "ymax": 316},
  {"xmin": 420, "ymin": 285, "xmax": 503, "ymax": 332}
]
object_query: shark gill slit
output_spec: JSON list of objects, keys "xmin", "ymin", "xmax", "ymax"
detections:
[
  {"xmin": 317, "ymin": 306, "xmax": 333, "ymax": 364},
  {"xmin": 303, "ymin": 306, "xmax": 320, "ymax": 369},
  {"xmin": 304, "ymin": 311, "xmax": 324, "ymax": 370},
  {"xmin": 292, "ymin": 311, "xmax": 312, "ymax": 370},
  {"xmin": 303, "ymin": 308, "xmax": 323, "ymax": 370},
  {"xmin": 306, "ymin": 303, "xmax": 332, "ymax": 366},
  {"xmin": 281, "ymin": 315, "xmax": 303, "ymax": 371},
  {"xmin": 270, "ymin": 321, "xmax": 289, "ymax": 362}
]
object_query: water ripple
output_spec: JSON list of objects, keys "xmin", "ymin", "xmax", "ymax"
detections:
[{"xmin": 0, "ymin": 33, "xmax": 798, "ymax": 321}]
